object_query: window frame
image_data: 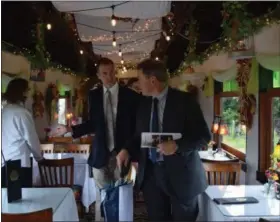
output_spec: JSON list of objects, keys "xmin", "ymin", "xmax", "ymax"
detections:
[
  {"xmin": 259, "ymin": 88, "xmax": 280, "ymax": 174},
  {"xmin": 214, "ymin": 91, "xmax": 246, "ymax": 162}
]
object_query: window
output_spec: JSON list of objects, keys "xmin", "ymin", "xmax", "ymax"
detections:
[
  {"xmin": 272, "ymin": 72, "xmax": 280, "ymax": 152},
  {"xmin": 272, "ymin": 97, "xmax": 280, "ymax": 151},
  {"xmin": 223, "ymin": 79, "xmax": 239, "ymax": 92},
  {"xmin": 58, "ymin": 98, "xmax": 67, "ymax": 125},
  {"xmin": 273, "ymin": 71, "xmax": 280, "ymax": 88},
  {"xmin": 214, "ymin": 79, "xmax": 246, "ymax": 161},
  {"xmin": 259, "ymin": 68, "xmax": 280, "ymax": 181},
  {"xmin": 221, "ymin": 97, "xmax": 246, "ymax": 153}
]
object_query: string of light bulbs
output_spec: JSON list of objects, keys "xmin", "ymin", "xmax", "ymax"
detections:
[
  {"xmin": 165, "ymin": 18, "xmax": 222, "ymax": 44},
  {"xmin": 76, "ymin": 22, "xmax": 161, "ymax": 33},
  {"xmin": 92, "ymin": 32, "xmax": 161, "ymax": 47}
]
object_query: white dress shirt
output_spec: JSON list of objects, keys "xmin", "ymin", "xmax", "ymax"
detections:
[
  {"xmin": 1, "ymin": 103, "xmax": 43, "ymax": 167},
  {"xmin": 103, "ymin": 83, "xmax": 119, "ymax": 151}
]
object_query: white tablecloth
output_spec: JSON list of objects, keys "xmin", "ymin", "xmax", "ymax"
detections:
[
  {"xmin": 198, "ymin": 150, "xmax": 233, "ymax": 161},
  {"xmin": 32, "ymin": 153, "xmax": 96, "ymax": 211},
  {"xmin": 197, "ymin": 185, "xmax": 280, "ymax": 221},
  {"xmin": 2, "ymin": 188, "xmax": 79, "ymax": 221}
]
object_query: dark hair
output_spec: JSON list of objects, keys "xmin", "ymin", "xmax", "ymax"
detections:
[
  {"xmin": 137, "ymin": 59, "xmax": 168, "ymax": 82},
  {"xmin": 98, "ymin": 57, "xmax": 114, "ymax": 69},
  {"xmin": 118, "ymin": 79, "xmax": 125, "ymax": 86},
  {"xmin": 126, "ymin": 78, "xmax": 138, "ymax": 87},
  {"xmin": 3, "ymin": 78, "xmax": 29, "ymax": 104}
]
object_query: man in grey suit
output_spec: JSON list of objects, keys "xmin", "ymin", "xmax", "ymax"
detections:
[{"xmin": 117, "ymin": 59, "xmax": 211, "ymax": 221}]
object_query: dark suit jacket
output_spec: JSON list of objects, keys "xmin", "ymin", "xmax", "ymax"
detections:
[
  {"xmin": 72, "ymin": 85, "xmax": 141, "ymax": 168},
  {"xmin": 125, "ymin": 87, "xmax": 211, "ymax": 199}
]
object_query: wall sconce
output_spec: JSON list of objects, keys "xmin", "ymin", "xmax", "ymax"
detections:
[
  {"xmin": 211, "ymin": 115, "xmax": 228, "ymax": 150},
  {"xmin": 66, "ymin": 112, "xmax": 73, "ymax": 119},
  {"xmin": 211, "ymin": 115, "xmax": 221, "ymax": 134},
  {"xmin": 66, "ymin": 112, "xmax": 73, "ymax": 127},
  {"xmin": 218, "ymin": 121, "xmax": 228, "ymax": 136}
]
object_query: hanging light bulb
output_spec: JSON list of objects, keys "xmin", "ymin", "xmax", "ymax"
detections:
[
  {"xmin": 80, "ymin": 50, "xmax": 83, "ymax": 55},
  {"xmin": 155, "ymin": 57, "xmax": 159, "ymax": 61},
  {"xmin": 166, "ymin": 35, "xmax": 171, "ymax": 41},
  {"xmin": 112, "ymin": 31, "xmax": 116, "ymax": 47},
  {"xmin": 121, "ymin": 58, "xmax": 124, "ymax": 64},
  {"xmin": 112, "ymin": 39, "xmax": 117, "ymax": 47},
  {"xmin": 111, "ymin": 6, "xmax": 116, "ymax": 27},
  {"xmin": 46, "ymin": 23, "xmax": 52, "ymax": 30},
  {"xmin": 118, "ymin": 45, "xmax": 122, "ymax": 57},
  {"xmin": 111, "ymin": 16, "xmax": 117, "ymax": 27}
]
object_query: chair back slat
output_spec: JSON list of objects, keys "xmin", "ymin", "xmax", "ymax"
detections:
[
  {"xmin": 203, "ymin": 162, "xmax": 242, "ymax": 185},
  {"xmin": 66, "ymin": 144, "xmax": 90, "ymax": 154},
  {"xmin": 2, "ymin": 208, "xmax": 53, "ymax": 222},
  {"xmin": 38, "ymin": 158, "xmax": 74, "ymax": 187},
  {"xmin": 41, "ymin": 144, "xmax": 54, "ymax": 154},
  {"xmin": 48, "ymin": 137, "xmax": 73, "ymax": 143}
]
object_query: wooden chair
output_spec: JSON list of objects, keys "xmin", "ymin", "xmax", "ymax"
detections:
[
  {"xmin": 66, "ymin": 144, "xmax": 90, "ymax": 154},
  {"xmin": 80, "ymin": 135, "xmax": 94, "ymax": 144},
  {"xmin": 40, "ymin": 144, "xmax": 54, "ymax": 154},
  {"xmin": 203, "ymin": 162, "xmax": 242, "ymax": 185},
  {"xmin": 2, "ymin": 208, "xmax": 53, "ymax": 222},
  {"xmin": 38, "ymin": 158, "xmax": 74, "ymax": 187},
  {"xmin": 48, "ymin": 137, "xmax": 73, "ymax": 143}
]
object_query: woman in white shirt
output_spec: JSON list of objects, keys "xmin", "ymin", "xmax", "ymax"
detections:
[{"xmin": 1, "ymin": 78, "xmax": 44, "ymax": 187}]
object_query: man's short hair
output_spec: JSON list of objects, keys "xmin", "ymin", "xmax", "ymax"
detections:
[
  {"xmin": 137, "ymin": 59, "xmax": 168, "ymax": 82},
  {"xmin": 98, "ymin": 57, "xmax": 114, "ymax": 69}
]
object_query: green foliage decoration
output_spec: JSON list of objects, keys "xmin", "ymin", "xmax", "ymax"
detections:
[{"xmin": 170, "ymin": 3, "xmax": 280, "ymax": 78}]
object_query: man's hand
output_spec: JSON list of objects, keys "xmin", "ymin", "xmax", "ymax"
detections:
[
  {"xmin": 157, "ymin": 140, "xmax": 178, "ymax": 156},
  {"xmin": 37, "ymin": 157, "xmax": 46, "ymax": 163},
  {"xmin": 116, "ymin": 149, "xmax": 130, "ymax": 170},
  {"xmin": 49, "ymin": 125, "xmax": 72, "ymax": 137}
]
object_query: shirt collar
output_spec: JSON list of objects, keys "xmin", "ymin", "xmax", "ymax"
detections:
[
  {"xmin": 103, "ymin": 82, "xmax": 119, "ymax": 94},
  {"xmin": 153, "ymin": 86, "xmax": 168, "ymax": 101}
]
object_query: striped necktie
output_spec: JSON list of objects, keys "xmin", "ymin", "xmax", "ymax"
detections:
[{"xmin": 105, "ymin": 89, "xmax": 115, "ymax": 151}]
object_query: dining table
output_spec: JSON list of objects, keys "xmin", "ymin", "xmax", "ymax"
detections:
[
  {"xmin": 32, "ymin": 153, "xmax": 96, "ymax": 212},
  {"xmin": 2, "ymin": 187, "xmax": 79, "ymax": 221},
  {"xmin": 197, "ymin": 185, "xmax": 280, "ymax": 221}
]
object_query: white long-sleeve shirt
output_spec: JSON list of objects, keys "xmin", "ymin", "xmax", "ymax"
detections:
[{"xmin": 1, "ymin": 103, "xmax": 43, "ymax": 167}]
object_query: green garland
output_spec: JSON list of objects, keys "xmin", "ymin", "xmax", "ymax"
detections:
[
  {"xmin": 170, "ymin": 3, "xmax": 280, "ymax": 77},
  {"xmin": 2, "ymin": 23, "xmax": 86, "ymax": 77}
]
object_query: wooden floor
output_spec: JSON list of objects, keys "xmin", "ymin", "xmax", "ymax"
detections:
[
  {"xmin": 80, "ymin": 192, "xmax": 147, "ymax": 222},
  {"xmin": 80, "ymin": 202, "xmax": 147, "ymax": 222}
]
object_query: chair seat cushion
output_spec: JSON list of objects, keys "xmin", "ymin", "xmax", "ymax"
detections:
[{"xmin": 72, "ymin": 185, "xmax": 83, "ymax": 201}]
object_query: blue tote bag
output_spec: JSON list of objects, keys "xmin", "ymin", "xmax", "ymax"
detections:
[{"xmin": 101, "ymin": 163, "xmax": 135, "ymax": 222}]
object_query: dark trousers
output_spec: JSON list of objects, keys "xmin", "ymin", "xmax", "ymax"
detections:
[
  {"xmin": 142, "ymin": 160, "xmax": 198, "ymax": 221},
  {"xmin": 1, "ymin": 166, "xmax": 33, "ymax": 188}
]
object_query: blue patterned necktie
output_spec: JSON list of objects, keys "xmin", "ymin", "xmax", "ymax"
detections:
[{"xmin": 150, "ymin": 98, "xmax": 159, "ymax": 163}]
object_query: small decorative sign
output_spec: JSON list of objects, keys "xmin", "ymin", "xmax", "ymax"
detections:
[{"xmin": 6, "ymin": 160, "xmax": 22, "ymax": 203}]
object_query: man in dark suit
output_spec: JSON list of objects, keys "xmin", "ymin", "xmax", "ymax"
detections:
[
  {"xmin": 117, "ymin": 59, "xmax": 211, "ymax": 221},
  {"xmin": 61, "ymin": 57, "xmax": 140, "ymax": 188}
]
